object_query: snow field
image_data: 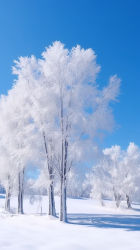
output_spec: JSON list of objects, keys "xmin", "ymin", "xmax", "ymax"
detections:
[{"xmin": 0, "ymin": 195, "xmax": 140, "ymax": 250}]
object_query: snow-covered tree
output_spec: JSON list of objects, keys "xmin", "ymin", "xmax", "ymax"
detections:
[
  {"xmin": 103, "ymin": 145, "xmax": 124, "ymax": 207},
  {"xmin": 39, "ymin": 41, "xmax": 120, "ymax": 221},
  {"xmin": 12, "ymin": 55, "xmax": 57, "ymax": 216},
  {"xmin": 91, "ymin": 143, "xmax": 140, "ymax": 208},
  {"xmin": 11, "ymin": 41, "xmax": 121, "ymax": 221},
  {"xmin": 0, "ymin": 85, "xmax": 35, "ymax": 213},
  {"xmin": 121, "ymin": 143, "xmax": 140, "ymax": 208},
  {"xmin": 0, "ymin": 142, "xmax": 13, "ymax": 212},
  {"xmin": 90, "ymin": 157, "xmax": 112, "ymax": 206}
]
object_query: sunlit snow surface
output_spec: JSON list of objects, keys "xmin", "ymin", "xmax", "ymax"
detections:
[{"xmin": 0, "ymin": 195, "xmax": 140, "ymax": 250}]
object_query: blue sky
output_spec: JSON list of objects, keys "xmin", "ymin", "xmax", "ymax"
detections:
[{"xmin": 0, "ymin": 0, "xmax": 140, "ymax": 150}]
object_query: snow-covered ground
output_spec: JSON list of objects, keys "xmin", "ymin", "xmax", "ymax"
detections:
[{"xmin": 0, "ymin": 194, "xmax": 140, "ymax": 250}]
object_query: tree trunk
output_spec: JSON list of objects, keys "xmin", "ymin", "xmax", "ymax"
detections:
[
  {"xmin": 114, "ymin": 189, "xmax": 121, "ymax": 208},
  {"xmin": 126, "ymin": 194, "xmax": 131, "ymax": 209},
  {"xmin": 5, "ymin": 188, "xmax": 11, "ymax": 212},
  {"xmin": 63, "ymin": 182, "xmax": 67, "ymax": 222},
  {"xmin": 59, "ymin": 175, "xmax": 67, "ymax": 222},
  {"xmin": 59, "ymin": 89, "xmax": 68, "ymax": 222},
  {"xmin": 48, "ymin": 180, "xmax": 56, "ymax": 216},
  {"xmin": 5, "ymin": 175, "xmax": 11, "ymax": 212},
  {"xmin": 101, "ymin": 193, "xmax": 104, "ymax": 206},
  {"xmin": 42, "ymin": 131, "xmax": 56, "ymax": 217},
  {"xmin": 59, "ymin": 140, "xmax": 68, "ymax": 222},
  {"xmin": 18, "ymin": 169, "xmax": 24, "ymax": 214},
  {"xmin": 59, "ymin": 175, "xmax": 63, "ymax": 221},
  {"xmin": 63, "ymin": 139, "xmax": 68, "ymax": 222}
]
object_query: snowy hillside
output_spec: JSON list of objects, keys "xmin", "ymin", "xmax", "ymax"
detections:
[{"xmin": 0, "ymin": 195, "xmax": 140, "ymax": 250}]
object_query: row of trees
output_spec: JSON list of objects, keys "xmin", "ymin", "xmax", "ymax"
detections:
[
  {"xmin": 1, "ymin": 142, "xmax": 140, "ymax": 212},
  {"xmin": 0, "ymin": 42, "xmax": 121, "ymax": 221}
]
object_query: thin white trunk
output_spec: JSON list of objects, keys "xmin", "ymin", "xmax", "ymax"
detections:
[
  {"xmin": 59, "ymin": 146, "xmax": 68, "ymax": 222},
  {"xmin": 59, "ymin": 86, "xmax": 68, "ymax": 222},
  {"xmin": 48, "ymin": 181, "xmax": 56, "ymax": 216},
  {"xmin": 5, "ymin": 175, "xmax": 11, "ymax": 212},
  {"xmin": 18, "ymin": 169, "xmax": 24, "ymax": 214},
  {"xmin": 113, "ymin": 188, "xmax": 121, "ymax": 208},
  {"xmin": 101, "ymin": 193, "xmax": 104, "ymax": 206},
  {"xmin": 43, "ymin": 131, "xmax": 56, "ymax": 217},
  {"xmin": 59, "ymin": 175, "xmax": 63, "ymax": 221},
  {"xmin": 126, "ymin": 194, "xmax": 131, "ymax": 209},
  {"xmin": 63, "ymin": 183, "xmax": 67, "ymax": 222},
  {"xmin": 5, "ymin": 189, "xmax": 11, "ymax": 212},
  {"xmin": 62, "ymin": 139, "xmax": 68, "ymax": 222},
  {"xmin": 59, "ymin": 164, "xmax": 67, "ymax": 222}
]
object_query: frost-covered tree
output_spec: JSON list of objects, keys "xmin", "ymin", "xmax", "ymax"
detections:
[
  {"xmin": 12, "ymin": 41, "xmax": 121, "ymax": 221},
  {"xmin": 0, "ymin": 143, "xmax": 13, "ymax": 212},
  {"xmin": 103, "ymin": 145, "xmax": 123, "ymax": 207},
  {"xmin": 0, "ymin": 94, "xmax": 18, "ymax": 212},
  {"xmin": 91, "ymin": 143, "xmax": 140, "ymax": 209},
  {"xmin": 121, "ymin": 143, "xmax": 140, "ymax": 208},
  {"xmin": 39, "ymin": 42, "xmax": 120, "ymax": 221},
  {"xmin": 104, "ymin": 143, "xmax": 140, "ymax": 208},
  {"xmin": 0, "ymin": 85, "xmax": 35, "ymax": 213},
  {"xmin": 12, "ymin": 55, "xmax": 57, "ymax": 216},
  {"xmin": 90, "ymin": 156, "xmax": 112, "ymax": 206}
]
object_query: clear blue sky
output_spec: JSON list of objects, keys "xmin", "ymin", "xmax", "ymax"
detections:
[{"xmin": 0, "ymin": 0, "xmax": 140, "ymax": 150}]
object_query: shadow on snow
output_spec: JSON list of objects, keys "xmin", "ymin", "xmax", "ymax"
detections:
[
  {"xmin": 0, "ymin": 195, "xmax": 5, "ymax": 199},
  {"xmin": 67, "ymin": 213, "xmax": 140, "ymax": 231}
]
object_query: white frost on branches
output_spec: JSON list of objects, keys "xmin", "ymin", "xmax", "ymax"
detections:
[{"xmin": 0, "ymin": 41, "xmax": 122, "ymax": 219}]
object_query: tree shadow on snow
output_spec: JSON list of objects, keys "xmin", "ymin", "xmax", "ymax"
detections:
[
  {"xmin": 0, "ymin": 195, "xmax": 5, "ymax": 199},
  {"xmin": 132, "ymin": 208, "xmax": 140, "ymax": 213},
  {"xmin": 67, "ymin": 213, "xmax": 140, "ymax": 231}
]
